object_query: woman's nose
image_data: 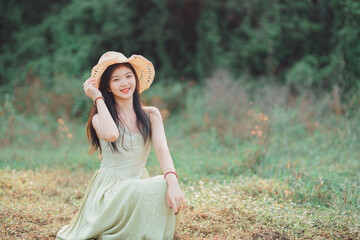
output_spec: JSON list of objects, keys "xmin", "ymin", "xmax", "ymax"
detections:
[{"xmin": 120, "ymin": 79, "xmax": 129, "ymax": 86}]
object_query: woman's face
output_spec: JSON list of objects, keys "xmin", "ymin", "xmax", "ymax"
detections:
[{"xmin": 108, "ymin": 65, "xmax": 136, "ymax": 100}]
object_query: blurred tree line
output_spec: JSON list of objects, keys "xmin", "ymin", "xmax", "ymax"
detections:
[{"xmin": 0, "ymin": 0, "xmax": 359, "ymax": 95}]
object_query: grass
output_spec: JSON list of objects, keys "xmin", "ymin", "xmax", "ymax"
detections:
[
  {"xmin": 0, "ymin": 168, "xmax": 358, "ymax": 239},
  {"xmin": 1, "ymin": 78, "xmax": 359, "ymax": 239}
]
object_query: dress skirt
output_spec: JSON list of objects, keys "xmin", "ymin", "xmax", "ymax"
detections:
[{"xmin": 56, "ymin": 168, "xmax": 181, "ymax": 240}]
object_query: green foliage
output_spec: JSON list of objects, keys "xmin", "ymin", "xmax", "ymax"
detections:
[
  {"xmin": 1, "ymin": 0, "xmax": 359, "ymax": 97},
  {"xmin": 141, "ymin": 80, "xmax": 186, "ymax": 114}
]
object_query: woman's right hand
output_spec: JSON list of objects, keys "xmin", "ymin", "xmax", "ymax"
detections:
[{"xmin": 83, "ymin": 77, "xmax": 102, "ymax": 101}]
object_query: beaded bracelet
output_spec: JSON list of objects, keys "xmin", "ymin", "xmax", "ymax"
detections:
[
  {"xmin": 164, "ymin": 171, "xmax": 178, "ymax": 179},
  {"xmin": 94, "ymin": 96, "xmax": 104, "ymax": 104}
]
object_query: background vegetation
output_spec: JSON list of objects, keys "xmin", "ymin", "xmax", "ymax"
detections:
[{"xmin": 1, "ymin": 0, "xmax": 359, "ymax": 239}]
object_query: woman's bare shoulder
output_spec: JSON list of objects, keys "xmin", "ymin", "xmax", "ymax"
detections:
[
  {"xmin": 142, "ymin": 106, "xmax": 161, "ymax": 115},
  {"xmin": 142, "ymin": 106, "xmax": 162, "ymax": 124}
]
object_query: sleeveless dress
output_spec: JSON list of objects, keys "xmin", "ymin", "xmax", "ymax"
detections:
[{"xmin": 56, "ymin": 123, "xmax": 180, "ymax": 240}]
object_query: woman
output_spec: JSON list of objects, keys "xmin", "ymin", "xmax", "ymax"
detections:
[{"xmin": 56, "ymin": 51, "xmax": 185, "ymax": 240}]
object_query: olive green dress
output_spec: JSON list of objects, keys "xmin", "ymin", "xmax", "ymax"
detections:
[{"xmin": 56, "ymin": 125, "xmax": 180, "ymax": 240}]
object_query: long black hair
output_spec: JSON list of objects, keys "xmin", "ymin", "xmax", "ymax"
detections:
[{"xmin": 86, "ymin": 63, "xmax": 151, "ymax": 155}]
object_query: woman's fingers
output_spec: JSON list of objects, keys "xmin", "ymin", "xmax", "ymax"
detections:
[
  {"xmin": 83, "ymin": 78, "xmax": 100, "ymax": 100},
  {"xmin": 83, "ymin": 77, "xmax": 101, "ymax": 100},
  {"xmin": 90, "ymin": 81, "xmax": 97, "ymax": 88},
  {"xmin": 87, "ymin": 79, "xmax": 98, "ymax": 91},
  {"xmin": 167, "ymin": 186, "xmax": 186, "ymax": 214},
  {"xmin": 166, "ymin": 196, "xmax": 172, "ymax": 209},
  {"xmin": 176, "ymin": 198, "xmax": 181, "ymax": 213},
  {"xmin": 170, "ymin": 197, "xmax": 178, "ymax": 215},
  {"xmin": 83, "ymin": 78, "xmax": 96, "ymax": 86},
  {"xmin": 174, "ymin": 195, "xmax": 185, "ymax": 214}
]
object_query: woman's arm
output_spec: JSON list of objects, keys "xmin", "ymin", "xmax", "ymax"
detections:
[
  {"xmin": 147, "ymin": 106, "xmax": 186, "ymax": 214},
  {"xmin": 84, "ymin": 77, "xmax": 119, "ymax": 142}
]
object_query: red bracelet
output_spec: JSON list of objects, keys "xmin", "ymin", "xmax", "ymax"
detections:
[
  {"xmin": 164, "ymin": 171, "xmax": 178, "ymax": 179},
  {"xmin": 94, "ymin": 96, "xmax": 104, "ymax": 104}
]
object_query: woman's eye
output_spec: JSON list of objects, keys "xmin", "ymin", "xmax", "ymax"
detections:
[{"xmin": 127, "ymin": 75, "xmax": 133, "ymax": 78}]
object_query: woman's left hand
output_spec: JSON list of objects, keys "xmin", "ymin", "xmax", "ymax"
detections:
[{"xmin": 165, "ymin": 174, "xmax": 186, "ymax": 215}]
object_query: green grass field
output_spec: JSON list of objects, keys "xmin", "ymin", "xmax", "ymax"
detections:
[{"xmin": 1, "ymin": 82, "xmax": 359, "ymax": 239}]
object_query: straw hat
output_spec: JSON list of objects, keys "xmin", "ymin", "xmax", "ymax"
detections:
[{"xmin": 91, "ymin": 51, "xmax": 155, "ymax": 94}]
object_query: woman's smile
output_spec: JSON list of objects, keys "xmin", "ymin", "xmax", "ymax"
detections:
[{"xmin": 120, "ymin": 87, "xmax": 130, "ymax": 93}]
